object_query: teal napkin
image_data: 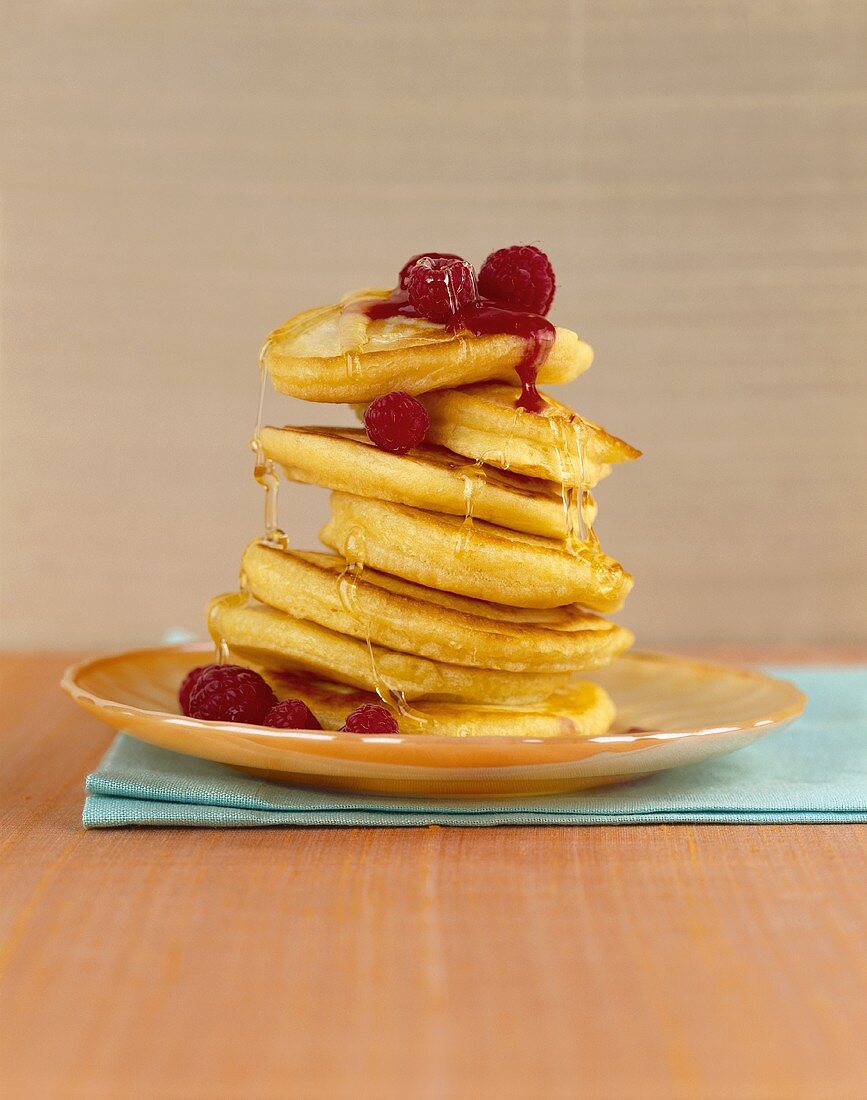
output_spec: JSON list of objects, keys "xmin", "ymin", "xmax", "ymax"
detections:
[{"xmin": 83, "ymin": 667, "xmax": 866, "ymax": 827}]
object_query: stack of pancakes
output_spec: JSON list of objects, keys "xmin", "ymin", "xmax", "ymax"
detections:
[{"xmin": 207, "ymin": 288, "xmax": 640, "ymax": 737}]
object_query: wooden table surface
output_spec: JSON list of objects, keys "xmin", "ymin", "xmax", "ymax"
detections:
[{"xmin": 2, "ymin": 651, "xmax": 865, "ymax": 1100}]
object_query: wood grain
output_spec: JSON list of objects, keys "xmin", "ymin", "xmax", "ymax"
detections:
[
  {"xmin": 1, "ymin": 1, "xmax": 866, "ymax": 649},
  {"xmin": 1, "ymin": 653, "xmax": 865, "ymax": 1100}
]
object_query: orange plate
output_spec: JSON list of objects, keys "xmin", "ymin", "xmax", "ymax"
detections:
[{"xmin": 61, "ymin": 646, "xmax": 805, "ymax": 798}]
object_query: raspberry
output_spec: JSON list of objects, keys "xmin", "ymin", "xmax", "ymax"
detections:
[
  {"xmin": 398, "ymin": 252, "xmax": 463, "ymax": 290},
  {"xmin": 341, "ymin": 703, "xmax": 399, "ymax": 734},
  {"xmin": 263, "ymin": 699, "xmax": 322, "ymax": 730},
  {"xmin": 364, "ymin": 391, "xmax": 429, "ymax": 454},
  {"xmin": 186, "ymin": 664, "xmax": 277, "ymax": 724},
  {"xmin": 179, "ymin": 664, "xmax": 210, "ymax": 715},
  {"xmin": 406, "ymin": 256, "xmax": 477, "ymax": 323},
  {"xmin": 478, "ymin": 245, "xmax": 556, "ymax": 315}
]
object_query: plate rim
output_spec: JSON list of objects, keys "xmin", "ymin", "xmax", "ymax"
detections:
[{"xmin": 60, "ymin": 642, "xmax": 808, "ymax": 752}]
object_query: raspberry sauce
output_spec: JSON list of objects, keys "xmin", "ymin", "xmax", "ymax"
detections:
[
  {"xmin": 349, "ymin": 292, "xmax": 555, "ymax": 413},
  {"xmin": 446, "ymin": 302, "xmax": 554, "ymax": 413},
  {"xmin": 346, "ymin": 290, "xmax": 415, "ymax": 322}
]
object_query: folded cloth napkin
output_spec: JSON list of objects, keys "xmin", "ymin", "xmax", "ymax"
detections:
[{"xmin": 83, "ymin": 667, "xmax": 866, "ymax": 827}]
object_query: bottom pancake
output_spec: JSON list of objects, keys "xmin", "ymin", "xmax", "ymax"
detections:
[
  {"xmin": 261, "ymin": 666, "xmax": 616, "ymax": 738},
  {"xmin": 208, "ymin": 594, "xmax": 572, "ymax": 704}
]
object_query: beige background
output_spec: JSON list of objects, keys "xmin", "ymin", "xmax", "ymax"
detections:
[{"xmin": 1, "ymin": 1, "xmax": 865, "ymax": 649}]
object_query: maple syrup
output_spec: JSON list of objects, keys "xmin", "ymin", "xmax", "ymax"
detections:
[
  {"xmin": 215, "ymin": 342, "xmax": 288, "ymax": 665},
  {"xmin": 332, "ymin": 524, "xmax": 426, "ymax": 724},
  {"xmin": 251, "ymin": 346, "xmax": 289, "ymax": 550},
  {"xmin": 545, "ymin": 410, "xmax": 598, "ymax": 553},
  {"xmin": 474, "ymin": 404, "xmax": 528, "ymax": 474},
  {"xmin": 207, "ymin": 590, "xmax": 250, "ymax": 665},
  {"xmin": 454, "ymin": 461, "xmax": 487, "ymax": 554},
  {"xmin": 336, "ymin": 526, "xmax": 366, "ymax": 617},
  {"xmin": 361, "ymin": 631, "xmax": 427, "ymax": 724},
  {"xmin": 500, "ymin": 404, "xmax": 527, "ymax": 470}
]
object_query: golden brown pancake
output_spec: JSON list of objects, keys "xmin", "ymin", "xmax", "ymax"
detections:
[
  {"xmin": 261, "ymin": 289, "xmax": 593, "ymax": 403},
  {"xmin": 208, "ymin": 593, "xmax": 572, "ymax": 703},
  {"xmin": 260, "ymin": 666, "xmax": 616, "ymax": 738},
  {"xmin": 259, "ymin": 425, "xmax": 596, "ymax": 540},
  {"xmin": 416, "ymin": 382, "xmax": 641, "ymax": 485},
  {"xmin": 320, "ymin": 492, "xmax": 633, "ymax": 613},
  {"xmin": 241, "ymin": 542, "xmax": 634, "ymax": 672}
]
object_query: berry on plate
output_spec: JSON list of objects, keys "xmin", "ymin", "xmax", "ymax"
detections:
[
  {"xmin": 406, "ymin": 256, "xmax": 477, "ymax": 323},
  {"xmin": 179, "ymin": 664, "xmax": 210, "ymax": 716},
  {"xmin": 364, "ymin": 390, "xmax": 430, "ymax": 454},
  {"xmin": 186, "ymin": 664, "xmax": 277, "ymax": 724},
  {"xmin": 263, "ymin": 698, "xmax": 323, "ymax": 729},
  {"xmin": 478, "ymin": 245, "xmax": 556, "ymax": 315},
  {"xmin": 341, "ymin": 703, "xmax": 400, "ymax": 734}
]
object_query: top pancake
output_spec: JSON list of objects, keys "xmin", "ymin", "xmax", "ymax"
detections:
[
  {"xmin": 262, "ymin": 289, "xmax": 593, "ymax": 403},
  {"xmin": 417, "ymin": 382, "xmax": 641, "ymax": 485}
]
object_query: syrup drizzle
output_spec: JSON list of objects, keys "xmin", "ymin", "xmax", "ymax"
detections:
[
  {"xmin": 454, "ymin": 461, "xmax": 487, "ymax": 554},
  {"xmin": 251, "ymin": 344, "xmax": 289, "ymax": 549},
  {"xmin": 217, "ymin": 341, "xmax": 287, "ymax": 664},
  {"xmin": 207, "ymin": 589, "xmax": 249, "ymax": 665},
  {"xmin": 335, "ymin": 525, "xmax": 426, "ymax": 725},
  {"xmin": 545, "ymin": 411, "xmax": 599, "ymax": 552},
  {"xmin": 571, "ymin": 416, "xmax": 599, "ymax": 549},
  {"xmin": 477, "ymin": 404, "xmax": 528, "ymax": 473},
  {"xmin": 336, "ymin": 526, "xmax": 366, "ymax": 617},
  {"xmin": 454, "ymin": 410, "xmax": 524, "ymax": 554}
]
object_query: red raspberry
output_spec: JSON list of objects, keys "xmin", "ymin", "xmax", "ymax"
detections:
[
  {"xmin": 364, "ymin": 390, "xmax": 429, "ymax": 454},
  {"xmin": 186, "ymin": 664, "xmax": 277, "ymax": 724},
  {"xmin": 478, "ymin": 245, "xmax": 556, "ymax": 315},
  {"xmin": 179, "ymin": 664, "xmax": 210, "ymax": 715},
  {"xmin": 263, "ymin": 699, "xmax": 322, "ymax": 730},
  {"xmin": 406, "ymin": 256, "xmax": 477, "ymax": 323},
  {"xmin": 398, "ymin": 252, "xmax": 464, "ymax": 290},
  {"xmin": 341, "ymin": 703, "xmax": 399, "ymax": 734}
]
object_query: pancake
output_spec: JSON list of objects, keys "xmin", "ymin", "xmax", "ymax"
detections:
[
  {"xmin": 259, "ymin": 425, "xmax": 596, "ymax": 541},
  {"xmin": 416, "ymin": 382, "xmax": 641, "ymax": 485},
  {"xmin": 241, "ymin": 542, "xmax": 634, "ymax": 672},
  {"xmin": 261, "ymin": 289, "xmax": 593, "ymax": 403},
  {"xmin": 261, "ymin": 667, "xmax": 616, "ymax": 738},
  {"xmin": 320, "ymin": 493, "xmax": 633, "ymax": 612},
  {"xmin": 208, "ymin": 594, "xmax": 572, "ymax": 704}
]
